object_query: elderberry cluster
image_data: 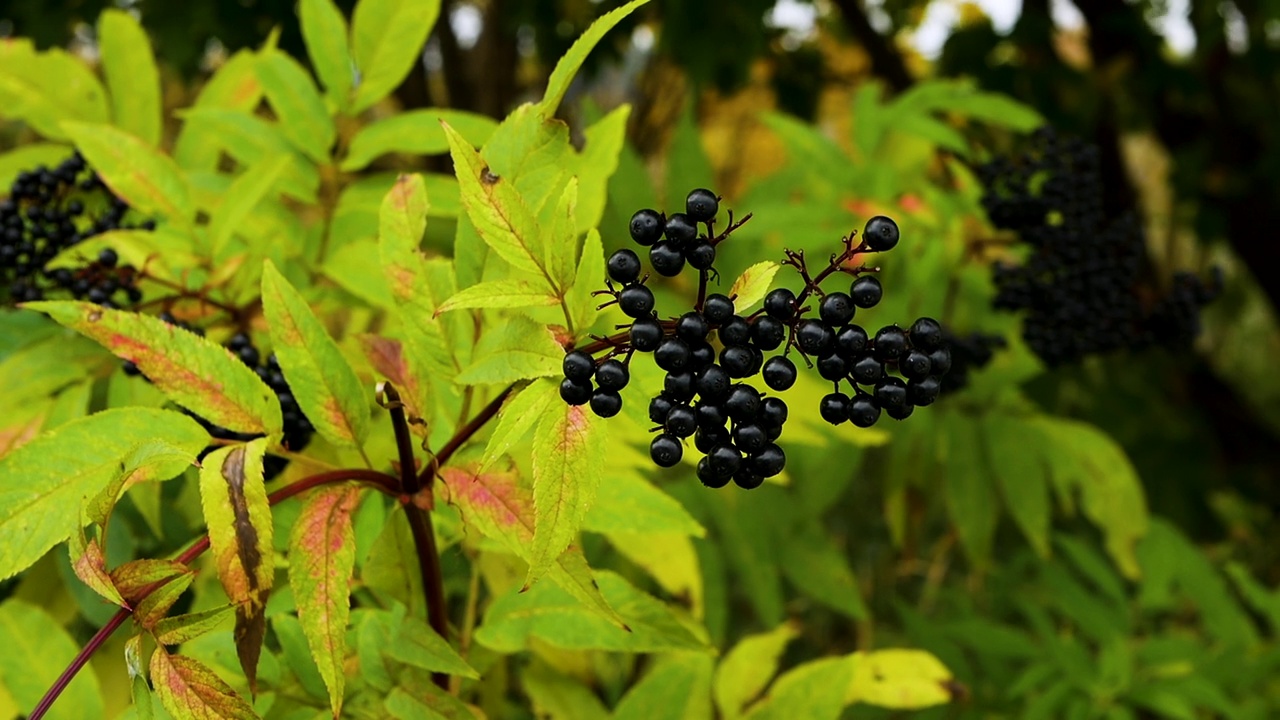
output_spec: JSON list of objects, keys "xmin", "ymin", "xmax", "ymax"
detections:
[
  {"xmin": 559, "ymin": 189, "xmax": 951, "ymax": 490},
  {"xmin": 978, "ymin": 127, "xmax": 1221, "ymax": 366},
  {"xmin": 1, "ymin": 152, "xmax": 153, "ymax": 307}
]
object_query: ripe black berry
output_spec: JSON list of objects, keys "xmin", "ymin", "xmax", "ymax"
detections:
[
  {"xmin": 820, "ymin": 393, "xmax": 849, "ymax": 425},
  {"xmin": 885, "ymin": 403, "xmax": 914, "ymax": 420},
  {"xmin": 835, "ymin": 325, "xmax": 869, "ymax": 358},
  {"xmin": 733, "ymin": 424, "xmax": 767, "ymax": 453},
  {"xmin": 909, "ymin": 317, "xmax": 944, "ymax": 351},
  {"xmin": 719, "ymin": 316, "xmax": 751, "ymax": 346},
  {"xmin": 590, "ymin": 390, "xmax": 622, "ymax": 418},
  {"xmin": 629, "ymin": 317, "xmax": 663, "ymax": 351},
  {"xmin": 607, "ymin": 249, "xmax": 641, "ymax": 283},
  {"xmin": 655, "ymin": 337, "xmax": 691, "ymax": 371},
  {"xmin": 665, "ymin": 404, "xmax": 697, "ymax": 437},
  {"xmin": 851, "ymin": 355, "xmax": 883, "ymax": 385},
  {"xmin": 817, "ymin": 353, "xmax": 848, "ymax": 381},
  {"xmin": 619, "ymin": 284, "xmax": 655, "ymax": 318},
  {"xmin": 762, "ymin": 356, "xmax": 797, "ymax": 391},
  {"xmin": 819, "ymin": 292, "xmax": 855, "ymax": 326},
  {"xmin": 907, "ymin": 377, "xmax": 941, "ymax": 406},
  {"xmin": 733, "ymin": 471, "xmax": 765, "ymax": 490},
  {"xmin": 760, "ymin": 397, "xmax": 788, "ymax": 428},
  {"xmin": 689, "ymin": 341, "xmax": 715, "ymax": 369},
  {"xmin": 719, "ymin": 345, "xmax": 754, "ymax": 378},
  {"xmin": 685, "ymin": 188, "xmax": 719, "ymax": 222},
  {"xmin": 764, "ymin": 288, "xmax": 796, "ymax": 321},
  {"xmin": 650, "ymin": 241, "xmax": 686, "ymax": 276},
  {"xmin": 750, "ymin": 444, "xmax": 786, "ymax": 477},
  {"xmin": 874, "ymin": 377, "xmax": 907, "ymax": 409},
  {"xmin": 750, "ymin": 316, "xmax": 786, "ymax": 350},
  {"xmin": 664, "ymin": 213, "xmax": 698, "ymax": 245},
  {"xmin": 695, "ymin": 426, "xmax": 729, "ymax": 454},
  {"xmin": 796, "ymin": 320, "xmax": 834, "ymax": 356},
  {"xmin": 687, "ymin": 242, "xmax": 716, "ymax": 269},
  {"xmin": 595, "ymin": 359, "xmax": 629, "ymax": 390},
  {"xmin": 848, "ymin": 396, "xmax": 880, "ymax": 427},
  {"xmin": 98, "ymin": 248, "xmax": 119, "ymax": 268},
  {"xmin": 863, "ymin": 215, "xmax": 900, "ymax": 251},
  {"xmin": 725, "ymin": 385, "xmax": 761, "ymax": 422},
  {"xmin": 873, "ymin": 326, "xmax": 909, "ymax": 361},
  {"xmin": 676, "ymin": 312, "xmax": 709, "ymax": 342},
  {"xmin": 703, "ymin": 294, "xmax": 734, "ymax": 325},
  {"xmin": 900, "ymin": 351, "xmax": 932, "ymax": 380},
  {"xmin": 928, "ymin": 346, "xmax": 952, "ymax": 375},
  {"xmin": 649, "ymin": 395, "xmax": 674, "ymax": 424},
  {"xmin": 698, "ymin": 457, "xmax": 729, "ymax": 487},
  {"xmin": 695, "ymin": 364, "xmax": 731, "ymax": 400},
  {"xmin": 650, "ymin": 434, "xmax": 683, "ymax": 467},
  {"xmin": 630, "ymin": 209, "xmax": 664, "ymax": 246},
  {"xmin": 563, "ymin": 351, "xmax": 596, "ymax": 381},
  {"xmin": 708, "ymin": 443, "xmax": 742, "ymax": 476},
  {"xmin": 664, "ymin": 370, "xmax": 695, "ymax": 401},
  {"xmin": 850, "ymin": 276, "xmax": 883, "ymax": 308},
  {"xmin": 695, "ymin": 400, "xmax": 727, "ymax": 430},
  {"xmin": 560, "ymin": 377, "xmax": 592, "ymax": 405}
]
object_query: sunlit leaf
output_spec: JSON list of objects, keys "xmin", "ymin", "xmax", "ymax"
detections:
[
  {"xmin": 613, "ymin": 654, "xmax": 714, "ymax": 720},
  {"xmin": 98, "ymin": 9, "xmax": 162, "ymax": 146},
  {"xmin": 436, "ymin": 280, "xmax": 560, "ymax": 314},
  {"xmin": 150, "ymin": 648, "xmax": 257, "ymax": 720},
  {"xmin": 0, "ymin": 599, "xmax": 105, "ymax": 720},
  {"xmin": 153, "ymin": 605, "xmax": 237, "ymax": 646},
  {"xmin": 62, "ymin": 121, "xmax": 193, "ymax": 225},
  {"xmin": 480, "ymin": 379, "xmax": 559, "ymax": 471},
  {"xmin": 744, "ymin": 657, "xmax": 856, "ymax": 720},
  {"xmin": 384, "ymin": 613, "xmax": 479, "ymax": 678},
  {"xmin": 846, "ymin": 649, "xmax": 955, "ymax": 709},
  {"xmin": 729, "ymin": 262, "xmax": 781, "ymax": 312},
  {"xmin": 714, "ymin": 622, "xmax": 800, "ymax": 720},
  {"xmin": 350, "ymin": 0, "xmax": 441, "ymax": 111},
  {"xmin": 527, "ymin": 404, "xmax": 605, "ymax": 588},
  {"xmin": 342, "ymin": 109, "xmax": 498, "ymax": 170},
  {"xmin": 256, "ymin": 49, "xmax": 335, "ymax": 164},
  {"xmin": 538, "ymin": 0, "xmax": 650, "ymax": 116},
  {"xmin": 299, "ymin": 0, "xmax": 354, "ymax": 110}
]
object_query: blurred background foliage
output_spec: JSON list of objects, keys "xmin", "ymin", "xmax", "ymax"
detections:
[{"xmin": 3, "ymin": 0, "xmax": 1280, "ymax": 717}]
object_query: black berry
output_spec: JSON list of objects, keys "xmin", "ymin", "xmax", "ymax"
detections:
[
  {"xmin": 676, "ymin": 312, "xmax": 709, "ymax": 342},
  {"xmin": 719, "ymin": 345, "xmax": 754, "ymax": 378},
  {"xmin": 590, "ymin": 389, "xmax": 622, "ymax": 418},
  {"xmin": 695, "ymin": 365, "xmax": 731, "ymax": 400},
  {"xmin": 909, "ymin": 317, "xmax": 944, "ymax": 351},
  {"xmin": 763, "ymin": 356, "xmax": 798, "ymax": 391},
  {"xmin": 900, "ymin": 351, "xmax": 932, "ymax": 380},
  {"xmin": 850, "ymin": 276, "xmax": 883, "ymax": 308},
  {"xmin": 595, "ymin": 359, "xmax": 629, "ymax": 390},
  {"xmin": 750, "ymin": 316, "xmax": 786, "ymax": 350},
  {"xmin": 820, "ymin": 392, "xmax": 849, "ymax": 424},
  {"xmin": 607, "ymin": 249, "xmax": 641, "ymax": 283},
  {"xmin": 650, "ymin": 241, "xmax": 686, "ymax": 276},
  {"xmin": 725, "ymin": 385, "xmax": 761, "ymax": 422},
  {"xmin": 796, "ymin": 320, "xmax": 834, "ymax": 356},
  {"xmin": 629, "ymin": 209, "xmax": 664, "ymax": 246},
  {"xmin": 817, "ymin": 353, "xmax": 848, "ymax": 381},
  {"xmin": 563, "ymin": 351, "xmax": 595, "ymax": 381},
  {"xmin": 718, "ymin": 316, "xmax": 751, "ymax": 346},
  {"xmin": 655, "ymin": 337, "xmax": 691, "ymax": 371},
  {"xmin": 703, "ymin": 294, "xmax": 734, "ymax": 325},
  {"xmin": 874, "ymin": 377, "xmax": 907, "ymax": 409},
  {"xmin": 649, "ymin": 395, "xmax": 674, "ymax": 424},
  {"xmin": 685, "ymin": 188, "xmax": 719, "ymax": 222},
  {"xmin": 848, "ymin": 396, "xmax": 880, "ymax": 427},
  {"xmin": 687, "ymin": 242, "xmax": 716, "ymax": 269},
  {"xmin": 664, "ymin": 371, "xmax": 696, "ymax": 401},
  {"xmin": 750, "ymin": 444, "xmax": 786, "ymax": 477},
  {"xmin": 560, "ymin": 377, "xmax": 592, "ymax": 405},
  {"xmin": 650, "ymin": 434, "xmax": 683, "ymax": 467},
  {"xmin": 619, "ymin": 284, "xmax": 655, "ymax": 318},
  {"xmin": 907, "ymin": 377, "xmax": 941, "ymax": 406},
  {"xmin": 873, "ymin": 326, "xmax": 909, "ymax": 361},
  {"xmin": 863, "ymin": 215, "xmax": 900, "ymax": 252},
  {"xmin": 764, "ymin": 288, "xmax": 796, "ymax": 321},
  {"xmin": 851, "ymin": 355, "xmax": 883, "ymax": 385},
  {"xmin": 664, "ymin": 213, "xmax": 698, "ymax": 245},
  {"xmin": 819, "ymin": 292, "xmax": 855, "ymax": 326},
  {"xmin": 665, "ymin": 404, "xmax": 697, "ymax": 437},
  {"xmin": 629, "ymin": 317, "xmax": 663, "ymax": 351}
]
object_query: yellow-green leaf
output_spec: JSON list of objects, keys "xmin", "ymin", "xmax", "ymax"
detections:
[
  {"xmin": 342, "ymin": 109, "xmax": 498, "ymax": 170},
  {"xmin": 715, "ymin": 622, "xmax": 800, "ymax": 719},
  {"xmin": 546, "ymin": 177, "xmax": 580, "ymax": 289},
  {"xmin": 745, "ymin": 657, "xmax": 856, "ymax": 720},
  {"xmin": 173, "ymin": 50, "xmax": 264, "ymax": 170},
  {"xmin": 0, "ymin": 143, "xmax": 72, "ymax": 189},
  {"xmin": 98, "ymin": 9, "xmax": 162, "ymax": 146},
  {"xmin": 573, "ymin": 105, "xmax": 630, "ymax": 233},
  {"xmin": 567, "ymin": 228, "xmax": 603, "ymax": 335},
  {"xmin": 262, "ymin": 260, "xmax": 370, "ymax": 447},
  {"xmin": 210, "ymin": 155, "xmax": 290, "ymax": 258},
  {"xmin": 983, "ymin": 414, "xmax": 1051, "ymax": 557},
  {"xmin": 538, "ymin": 0, "xmax": 651, "ymax": 116},
  {"xmin": 480, "ymin": 379, "xmax": 559, "ymax": 471},
  {"xmin": 385, "ymin": 614, "xmax": 479, "ymax": 678},
  {"xmin": 729, "ymin": 262, "xmax": 781, "ymax": 312},
  {"xmin": 0, "ymin": 599, "xmax": 105, "ymax": 720},
  {"xmin": 24, "ymin": 302, "xmax": 282, "ymax": 435},
  {"xmin": 288, "ymin": 485, "xmax": 363, "ymax": 717},
  {"xmin": 436, "ymin": 280, "xmax": 560, "ymax": 315},
  {"xmin": 198, "ymin": 440, "xmax": 274, "ymax": 692},
  {"xmin": 299, "ymin": 0, "xmax": 354, "ymax": 110},
  {"xmin": 68, "ymin": 533, "xmax": 126, "ymax": 607},
  {"xmin": 0, "ymin": 408, "xmax": 206, "ymax": 580},
  {"xmin": 61, "ymin": 121, "xmax": 193, "ymax": 225},
  {"xmin": 350, "ymin": 0, "xmax": 442, "ymax": 112},
  {"xmin": 256, "ymin": 49, "xmax": 335, "ymax": 164},
  {"xmin": 846, "ymin": 649, "xmax": 955, "ymax": 709},
  {"xmin": 153, "ymin": 605, "xmax": 236, "ymax": 646},
  {"xmin": 527, "ymin": 404, "xmax": 605, "ymax": 588},
  {"xmin": 613, "ymin": 654, "xmax": 714, "ymax": 720},
  {"xmin": 150, "ymin": 649, "xmax": 257, "ymax": 720}
]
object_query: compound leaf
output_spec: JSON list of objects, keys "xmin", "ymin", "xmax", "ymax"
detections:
[
  {"xmin": 527, "ymin": 404, "xmax": 605, "ymax": 588},
  {"xmin": 150, "ymin": 649, "xmax": 257, "ymax": 720},
  {"xmin": 299, "ymin": 0, "xmax": 354, "ymax": 110},
  {"xmin": 62, "ymin": 121, "xmax": 193, "ymax": 226},
  {"xmin": 538, "ymin": 0, "xmax": 650, "ymax": 116},
  {"xmin": 256, "ymin": 49, "xmax": 335, "ymax": 164},
  {"xmin": 98, "ymin": 9, "xmax": 162, "ymax": 146},
  {"xmin": 350, "ymin": 0, "xmax": 441, "ymax": 112}
]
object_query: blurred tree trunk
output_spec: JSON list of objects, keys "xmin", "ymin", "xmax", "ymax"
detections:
[{"xmin": 828, "ymin": 0, "xmax": 912, "ymax": 93}]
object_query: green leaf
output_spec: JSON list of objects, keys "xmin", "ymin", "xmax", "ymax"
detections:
[
  {"xmin": 436, "ymin": 280, "xmax": 560, "ymax": 314},
  {"xmin": 288, "ymin": 485, "xmax": 363, "ymax": 717},
  {"xmin": 779, "ymin": 531, "xmax": 868, "ymax": 619},
  {"xmin": 455, "ymin": 318, "xmax": 564, "ymax": 386},
  {"xmin": 583, "ymin": 474, "xmax": 705, "ymax": 537},
  {"xmin": 385, "ymin": 614, "xmax": 480, "ymax": 678},
  {"xmin": 729, "ymin": 262, "xmax": 781, "ymax": 312},
  {"xmin": 480, "ymin": 379, "xmax": 559, "ymax": 471},
  {"xmin": 299, "ymin": 0, "xmax": 354, "ymax": 110},
  {"xmin": 951, "ymin": 90, "xmax": 1044, "ymax": 131},
  {"xmin": 545, "ymin": 178, "xmax": 580, "ymax": 291},
  {"xmin": 944, "ymin": 415, "xmax": 998, "ymax": 566},
  {"xmin": 744, "ymin": 657, "xmax": 856, "ymax": 720},
  {"xmin": 0, "ymin": 599, "xmax": 105, "ymax": 720},
  {"xmin": 664, "ymin": 103, "xmax": 716, "ymax": 211},
  {"xmin": 256, "ymin": 49, "xmax": 335, "ymax": 164},
  {"xmin": 172, "ymin": 50, "xmax": 264, "ymax": 170},
  {"xmin": 342, "ymin": 109, "xmax": 498, "ymax": 170},
  {"xmin": 98, "ymin": 9, "xmax": 162, "ymax": 146},
  {"xmin": 177, "ymin": 108, "xmax": 318, "ymax": 202},
  {"xmin": 614, "ymin": 654, "xmax": 715, "ymax": 720},
  {"xmin": 538, "ymin": 0, "xmax": 650, "ymax": 116},
  {"xmin": 62, "ymin": 121, "xmax": 194, "ymax": 225},
  {"xmin": 714, "ymin": 622, "xmax": 800, "ymax": 720},
  {"xmin": 384, "ymin": 670, "xmax": 480, "ymax": 719},
  {"xmin": 153, "ymin": 605, "xmax": 237, "ymax": 646},
  {"xmin": 150, "ymin": 649, "xmax": 257, "ymax": 720},
  {"xmin": 982, "ymin": 414, "xmax": 1051, "ymax": 557},
  {"xmin": 606, "ymin": 532, "xmax": 703, "ymax": 614},
  {"xmin": 262, "ymin": 260, "xmax": 370, "ymax": 447},
  {"xmin": 527, "ymin": 404, "xmax": 606, "ymax": 588},
  {"xmin": 86, "ymin": 440, "xmax": 201, "ymax": 529},
  {"xmin": 573, "ymin": 105, "xmax": 630, "ymax": 233},
  {"xmin": 438, "ymin": 464, "xmax": 623, "ymax": 626},
  {"xmin": 350, "ymin": 0, "xmax": 441, "ymax": 112},
  {"xmin": 0, "ymin": 408, "xmax": 206, "ymax": 580},
  {"xmin": 567, "ymin": 228, "xmax": 603, "ymax": 335},
  {"xmin": 0, "ymin": 44, "xmax": 109, "ymax": 139},
  {"xmin": 125, "ymin": 635, "xmax": 154, "ymax": 720},
  {"xmin": 894, "ymin": 114, "xmax": 969, "ymax": 154},
  {"xmin": 522, "ymin": 662, "xmax": 610, "ymax": 720},
  {"xmin": 209, "ymin": 155, "xmax": 290, "ymax": 258},
  {"xmin": 25, "ymin": 302, "xmax": 283, "ymax": 435},
  {"xmin": 198, "ymin": 440, "xmax": 274, "ymax": 692},
  {"xmin": 444, "ymin": 122, "xmax": 554, "ymax": 283},
  {"xmin": 475, "ymin": 570, "xmax": 706, "ymax": 652},
  {"xmin": 846, "ymin": 649, "xmax": 955, "ymax": 709}
]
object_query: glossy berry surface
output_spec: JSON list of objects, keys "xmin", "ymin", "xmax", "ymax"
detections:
[
  {"xmin": 629, "ymin": 317, "xmax": 663, "ymax": 351},
  {"xmin": 607, "ymin": 249, "xmax": 641, "ymax": 283},
  {"xmin": 695, "ymin": 365, "xmax": 731, "ymax": 400},
  {"xmin": 909, "ymin": 317, "xmax": 944, "ymax": 351},
  {"xmin": 629, "ymin": 209, "xmax": 664, "ymax": 245},
  {"xmin": 676, "ymin": 312, "xmax": 709, "ymax": 342},
  {"xmin": 619, "ymin": 284, "xmax": 655, "ymax": 318},
  {"xmin": 764, "ymin": 288, "xmax": 796, "ymax": 320},
  {"xmin": 655, "ymin": 337, "xmax": 691, "ymax": 371},
  {"xmin": 703, "ymin": 294, "xmax": 734, "ymax": 325},
  {"xmin": 796, "ymin": 320, "xmax": 834, "ymax": 356},
  {"xmin": 650, "ymin": 434, "xmax": 683, "ymax": 467},
  {"xmin": 664, "ymin": 370, "xmax": 695, "ymax": 401},
  {"xmin": 560, "ymin": 378, "xmax": 592, "ymax": 405},
  {"xmin": 725, "ymin": 385, "xmax": 761, "ymax": 421},
  {"xmin": 650, "ymin": 241, "xmax": 686, "ymax": 276},
  {"xmin": 873, "ymin": 326, "xmax": 909, "ymax": 361},
  {"xmin": 719, "ymin": 316, "xmax": 751, "ymax": 346},
  {"xmin": 664, "ymin": 213, "xmax": 698, "ymax": 244},
  {"xmin": 820, "ymin": 392, "xmax": 850, "ymax": 424},
  {"xmin": 817, "ymin": 353, "xmax": 848, "ymax": 381},
  {"xmin": 908, "ymin": 376, "xmax": 941, "ymax": 406},
  {"xmin": 590, "ymin": 390, "xmax": 622, "ymax": 417},
  {"xmin": 719, "ymin": 345, "xmax": 755, "ymax": 378},
  {"xmin": 851, "ymin": 355, "xmax": 883, "ymax": 385},
  {"xmin": 850, "ymin": 276, "xmax": 883, "ymax": 308},
  {"xmin": 563, "ymin": 351, "xmax": 595, "ymax": 381},
  {"xmin": 848, "ymin": 395, "xmax": 880, "ymax": 427},
  {"xmin": 649, "ymin": 395, "xmax": 674, "ymax": 424},
  {"xmin": 863, "ymin": 215, "xmax": 900, "ymax": 251},
  {"xmin": 685, "ymin": 188, "xmax": 719, "ymax": 222},
  {"xmin": 819, "ymin": 292, "xmax": 855, "ymax": 326},
  {"xmin": 835, "ymin": 325, "xmax": 869, "ymax": 358},
  {"xmin": 665, "ymin": 404, "xmax": 697, "ymax": 437},
  {"xmin": 595, "ymin": 359, "xmax": 629, "ymax": 390},
  {"xmin": 750, "ymin": 444, "xmax": 786, "ymax": 477},
  {"xmin": 900, "ymin": 351, "xmax": 932, "ymax": 380},
  {"xmin": 874, "ymin": 376, "xmax": 908, "ymax": 409},
  {"xmin": 750, "ymin": 316, "xmax": 786, "ymax": 350},
  {"xmin": 762, "ymin": 356, "xmax": 797, "ymax": 391},
  {"xmin": 687, "ymin": 242, "xmax": 716, "ymax": 269}
]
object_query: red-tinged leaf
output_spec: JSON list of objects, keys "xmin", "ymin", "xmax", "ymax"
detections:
[
  {"xmin": 528, "ymin": 404, "xmax": 605, "ymax": 588},
  {"xmin": 153, "ymin": 605, "xmax": 237, "ymax": 646},
  {"xmin": 111, "ymin": 559, "xmax": 191, "ymax": 605},
  {"xmin": 198, "ymin": 440, "xmax": 274, "ymax": 692},
  {"xmin": 288, "ymin": 485, "xmax": 363, "ymax": 717},
  {"xmin": 69, "ymin": 532, "xmax": 126, "ymax": 607},
  {"xmin": 150, "ymin": 648, "xmax": 258, "ymax": 720},
  {"xmin": 439, "ymin": 464, "xmax": 623, "ymax": 627},
  {"xmin": 358, "ymin": 334, "xmax": 429, "ymax": 435},
  {"xmin": 23, "ymin": 302, "xmax": 282, "ymax": 435},
  {"xmin": 0, "ymin": 408, "xmax": 45, "ymax": 459},
  {"xmin": 136, "ymin": 571, "xmax": 196, "ymax": 631},
  {"xmin": 262, "ymin": 260, "xmax": 370, "ymax": 448}
]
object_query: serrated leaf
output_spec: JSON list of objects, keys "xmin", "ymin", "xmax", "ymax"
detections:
[
  {"xmin": 729, "ymin": 262, "xmax": 781, "ymax": 312},
  {"xmin": 135, "ymin": 571, "xmax": 195, "ymax": 632},
  {"xmin": 443, "ymin": 122, "xmax": 553, "ymax": 282},
  {"xmin": 256, "ymin": 49, "xmax": 335, "ymax": 164},
  {"xmin": 198, "ymin": 440, "xmax": 274, "ymax": 692},
  {"xmin": 342, "ymin": 109, "xmax": 497, "ymax": 170},
  {"xmin": 573, "ymin": 105, "xmax": 629, "ymax": 233},
  {"xmin": 0, "ymin": 408, "xmax": 206, "ymax": 580},
  {"xmin": 288, "ymin": 485, "xmax": 362, "ymax": 717},
  {"xmin": 455, "ymin": 350, "xmax": 562, "ymax": 386},
  {"xmin": 438, "ymin": 464, "xmax": 623, "ymax": 626},
  {"xmin": 613, "ymin": 654, "xmax": 714, "ymax": 720},
  {"xmin": 546, "ymin": 178, "xmax": 580, "ymax": 289},
  {"xmin": 153, "ymin": 605, "xmax": 236, "ymax": 646},
  {"xmin": 527, "ymin": 404, "xmax": 605, "ymax": 588},
  {"xmin": 0, "ymin": 599, "xmax": 105, "ymax": 720},
  {"xmin": 262, "ymin": 260, "xmax": 369, "ymax": 447},
  {"xmin": 111, "ymin": 559, "xmax": 191, "ymax": 606},
  {"xmin": 480, "ymin": 379, "xmax": 559, "ymax": 471},
  {"xmin": 715, "ymin": 622, "xmax": 800, "ymax": 720},
  {"xmin": 299, "ymin": 0, "xmax": 354, "ymax": 110},
  {"xmin": 538, "ymin": 0, "xmax": 650, "ymax": 116},
  {"xmin": 583, "ymin": 474, "xmax": 705, "ymax": 536},
  {"xmin": 846, "ymin": 649, "xmax": 954, "ymax": 709},
  {"xmin": 567, "ymin": 228, "xmax": 603, "ymax": 335},
  {"xmin": 87, "ymin": 440, "xmax": 201, "ymax": 531},
  {"xmin": 745, "ymin": 657, "xmax": 856, "ymax": 720},
  {"xmin": 150, "ymin": 649, "xmax": 257, "ymax": 720},
  {"xmin": 97, "ymin": 10, "xmax": 162, "ymax": 146},
  {"xmin": 385, "ymin": 614, "xmax": 479, "ymax": 678},
  {"xmin": 61, "ymin": 121, "xmax": 193, "ymax": 225},
  {"xmin": 68, "ymin": 533, "xmax": 126, "ymax": 607},
  {"xmin": 779, "ymin": 532, "xmax": 867, "ymax": 619},
  {"xmin": 983, "ymin": 414, "xmax": 1051, "ymax": 557},
  {"xmin": 210, "ymin": 155, "xmax": 290, "ymax": 258},
  {"xmin": 436, "ymin": 280, "xmax": 560, "ymax": 315},
  {"xmin": 350, "ymin": 0, "xmax": 441, "ymax": 112},
  {"xmin": 25, "ymin": 302, "xmax": 282, "ymax": 435}
]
